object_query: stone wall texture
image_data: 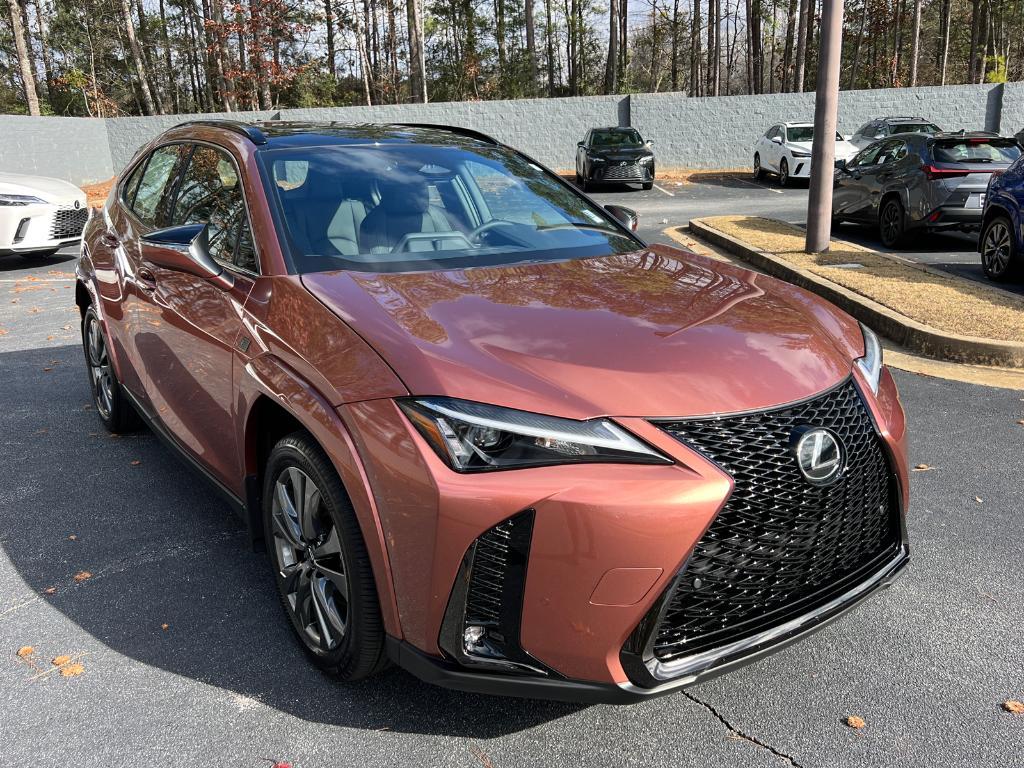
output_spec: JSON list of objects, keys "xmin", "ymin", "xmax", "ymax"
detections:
[{"xmin": 0, "ymin": 83, "xmax": 1019, "ymax": 185}]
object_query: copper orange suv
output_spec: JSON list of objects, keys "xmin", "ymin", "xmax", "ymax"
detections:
[{"xmin": 76, "ymin": 121, "xmax": 909, "ymax": 702}]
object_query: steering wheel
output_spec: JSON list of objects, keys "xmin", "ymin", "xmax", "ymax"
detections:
[{"xmin": 469, "ymin": 219, "xmax": 517, "ymax": 244}]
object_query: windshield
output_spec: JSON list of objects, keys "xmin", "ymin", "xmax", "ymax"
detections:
[
  {"xmin": 591, "ymin": 129, "xmax": 645, "ymax": 149},
  {"xmin": 786, "ymin": 127, "xmax": 845, "ymax": 143},
  {"xmin": 262, "ymin": 144, "xmax": 641, "ymax": 274},
  {"xmin": 890, "ymin": 122, "xmax": 941, "ymax": 136},
  {"xmin": 932, "ymin": 138, "xmax": 1021, "ymax": 164}
]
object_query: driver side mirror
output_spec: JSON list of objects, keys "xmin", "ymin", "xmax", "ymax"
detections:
[
  {"xmin": 140, "ymin": 223, "xmax": 234, "ymax": 291},
  {"xmin": 577, "ymin": 141, "xmax": 585, "ymax": 148},
  {"xmin": 834, "ymin": 158, "xmax": 848, "ymax": 171},
  {"xmin": 605, "ymin": 204, "xmax": 639, "ymax": 232},
  {"xmin": 771, "ymin": 135, "xmax": 783, "ymax": 145},
  {"xmin": 645, "ymin": 139, "xmax": 654, "ymax": 147}
]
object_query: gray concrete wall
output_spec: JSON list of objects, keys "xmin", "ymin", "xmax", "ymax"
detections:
[
  {"xmin": 0, "ymin": 83, "xmax": 1020, "ymax": 185},
  {"xmin": 0, "ymin": 116, "xmax": 112, "ymax": 184}
]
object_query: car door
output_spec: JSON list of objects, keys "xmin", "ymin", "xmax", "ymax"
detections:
[
  {"xmin": 861, "ymin": 139, "xmax": 907, "ymax": 219},
  {"xmin": 835, "ymin": 142, "xmax": 885, "ymax": 221},
  {"xmin": 132, "ymin": 142, "xmax": 258, "ymax": 488},
  {"xmin": 101, "ymin": 144, "xmax": 190, "ymax": 408},
  {"xmin": 763, "ymin": 126, "xmax": 783, "ymax": 171}
]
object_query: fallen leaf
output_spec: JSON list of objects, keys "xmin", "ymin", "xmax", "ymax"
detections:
[
  {"xmin": 43, "ymin": 587, "xmax": 56, "ymax": 595},
  {"xmin": 1017, "ymin": 420, "xmax": 1024, "ymax": 426},
  {"xmin": 975, "ymin": 496, "xmax": 984, "ymax": 503},
  {"xmin": 16, "ymin": 646, "xmax": 34, "ymax": 658},
  {"xmin": 52, "ymin": 655, "xmax": 71, "ymax": 667},
  {"xmin": 1004, "ymin": 700, "xmax": 1024, "ymax": 714},
  {"xmin": 845, "ymin": 715, "xmax": 866, "ymax": 729},
  {"xmin": 73, "ymin": 571, "xmax": 92, "ymax": 583},
  {"xmin": 130, "ymin": 460, "xmax": 141, "ymax": 466},
  {"xmin": 160, "ymin": 623, "xmax": 169, "ymax": 631},
  {"xmin": 68, "ymin": 534, "xmax": 77, "ymax": 541},
  {"xmin": 42, "ymin": 367, "xmax": 52, "ymax": 372},
  {"xmin": 59, "ymin": 662, "xmax": 84, "ymax": 677},
  {"xmin": 912, "ymin": 463, "xmax": 933, "ymax": 472},
  {"xmin": 46, "ymin": 335, "xmax": 54, "ymax": 341}
]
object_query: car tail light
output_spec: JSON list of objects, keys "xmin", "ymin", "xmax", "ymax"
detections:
[{"xmin": 922, "ymin": 165, "xmax": 970, "ymax": 180}]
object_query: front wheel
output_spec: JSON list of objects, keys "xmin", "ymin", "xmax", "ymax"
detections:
[
  {"xmin": 778, "ymin": 158, "xmax": 790, "ymax": 187},
  {"xmin": 753, "ymin": 153, "xmax": 764, "ymax": 181},
  {"xmin": 82, "ymin": 306, "xmax": 139, "ymax": 433},
  {"xmin": 642, "ymin": 181, "xmax": 654, "ymax": 190},
  {"xmin": 879, "ymin": 197, "xmax": 906, "ymax": 248},
  {"xmin": 264, "ymin": 432, "xmax": 387, "ymax": 681},
  {"xmin": 980, "ymin": 215, "xmax": 1022, "ymax": 281}
]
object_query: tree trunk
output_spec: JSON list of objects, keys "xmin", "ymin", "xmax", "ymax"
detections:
[
  {"xmin": 605, "ymin": 0, "xmax": 618, "ymax": 93},
  {"xmin": 978, "ymin": 0, "xmax": 990, "ymax": 83},
  {"xmin": 907, "ymin": 0, "xmax": 922, "ymax": 86},
  {"xmin": 136, "ymin": 0, "xmax": 168, "ymax": 112},
  {"xmin": 406, "ymin": 0, "xmax": 427, "ymax": 101},
  {"xmin": 120, "ymin": 0, "xmax": 156, "ymax": 114},
  {"xmin": 495, "ymin": 0, "xmax": 507, "ymax": 86},
  {"xmin": 782, "ymin": 0, "xmax": 796, "ymax": 91},
  {"xmin": 939, "ymin": 0, "xmax": 951, "ymax": 84},
  {"xmin": 33, "ymin": 0, "xmax": 54, "ymax": 95},
  {"xmin": 525, "ymin": 0, "xmax": 538, "ymax": 94},
  {"xmin": 545, "ymin": 0, "xmax": 555, "ymax": 95},
  {"xmin": 969, "ymin": 0, "xmax": 982, "ymax": 82},
  {"xmin": 158, "ymin": 0, "xmax": 179, "ymax": 112},
  {"xmin": 353, "ymin": 0, "xmax": 374, "ymax": 104},
  {"xmin": 325, "ymin": 0, "xmax": 336, "ymax": 77},
  {"xmin": 691, "ymin": 0, "xmax": 702, "ymax": 95},
  {"xmin": 6, "ymin": 0, "xmax": 39, "ymax": 114},
  {"xmin": 848, "ymin": 0, "xmax": 865, "ymax": 89},
  {"xmin": 210, "ymin": 0, "xmax": 235, "ymax": 110},
  {"xmin": 794, "ymin": 0, "xmax": 808, "ymax": 91},
  {"xmin": 670, "ymin": 0, "xmax": 679, "ymax": 91}
]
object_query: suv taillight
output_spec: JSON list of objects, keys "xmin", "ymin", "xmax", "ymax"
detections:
[{"xmin": 922, "ymin": 165, "xmax": 970, "ymax": 180}]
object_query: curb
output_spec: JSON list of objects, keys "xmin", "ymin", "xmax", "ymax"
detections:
[{"xmin": 688, "ymin": 218, "xmax": 1024, "ymax": 369}]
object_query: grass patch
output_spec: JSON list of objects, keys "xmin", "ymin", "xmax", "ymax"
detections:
[{"xmin": 703, "ymin": 215, "xmax": 1024, "ymax": 343}]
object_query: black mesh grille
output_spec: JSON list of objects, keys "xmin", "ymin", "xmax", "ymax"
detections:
[
  {"xmin": 465, "ymin": 515, "xmax": 518, "ymax": 628},
  {"xmin": 649, "ymin": 379, "xmax": 900, "ymax": 661},
  {"xmin": 50, "ymin": 207, "xmax": 88, "ymax": 240},
  {"xmin": 600, "ymin": 163, "xmax": 646, "ymax": 181}
]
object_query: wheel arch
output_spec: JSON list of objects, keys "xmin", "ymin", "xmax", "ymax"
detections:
[
  {"xmin": 239, "ymin": 358, "xmax": 403, "ymax": 639},
  {"xmin": 981, "ymin": 199, "xmax": 1015, "ymax": 232}
]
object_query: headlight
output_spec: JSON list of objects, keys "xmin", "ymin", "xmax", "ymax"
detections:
[
  {"xmin": 789, "ymin": 149, "xmax": 811, "ymax": 158},
  {"xmin": 639, "ymin": 155, "xmax": 654, "ymax": 164},
  {"xmin": 0, "ymin": 193, "xmax": 46, "ymax": 206},
  {"xmin": 856, "ymin": 323, "xmax": 883, "ymax": 394},
  {"xmin": 588, "ymin": 155, "xmax": 606, "ymax": 163},
  {"xmin": 398, "ymin": 397, "xmax": 672, "ymax": 472}
]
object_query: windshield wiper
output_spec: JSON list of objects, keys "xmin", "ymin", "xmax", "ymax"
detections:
[{"xmin": 536, "ymin": 222, "xmax": 623, "ymax": 235}]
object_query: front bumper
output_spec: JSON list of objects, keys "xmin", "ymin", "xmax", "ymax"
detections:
[
  {"xmin": 0, "ymin": 201, "xmax": 88, "ymax": 254},
  {"xmin": 344, "ymin": 368, "xmax": 910, "ymax": 702},
  {"xmin": 592, "ymin": 162, "xmax": 654, "ymax": 183}
]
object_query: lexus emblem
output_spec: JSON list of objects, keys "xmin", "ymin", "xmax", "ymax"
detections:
[
  {"xmin": 74, "ymin": 200, "xmax": 80, "ymax": 209},
  {"xmin": 792, "ymin": 426, "xmax": 845, "ymax": 485}
]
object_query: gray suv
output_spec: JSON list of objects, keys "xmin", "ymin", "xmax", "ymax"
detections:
[
  {"xmin": 832, "ymin": 132, "xmax": 1021, "ymax": 247},
  {"xmin": 849, "ymin": 117, "xmax": 943, "ymax": 150}
]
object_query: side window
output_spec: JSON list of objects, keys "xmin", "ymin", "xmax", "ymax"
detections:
[
  {"xmin": 120, "ymin": 161, "xmax": 146, "ymax": 209},
  {"xmin": 876, "ymin": 140, "xmax": 905, "ymax": 165},
  {"xmin": 170, "ymin": 145, "xmax": 258, "ymax": 273},
  {"xmin": 132, "ymin": 145, "xmax": 184, "ymax": 226},
  {"xmin": 850, "ymin": 144, "xmax": 883, "ymax": 168}
]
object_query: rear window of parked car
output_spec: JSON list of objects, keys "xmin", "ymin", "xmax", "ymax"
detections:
[
  {"xmin": 932, "ymin": 138, "xmax": 1021, "ymax": 164},
  {"xmin": 889, "ymin": 123, "xmax": 941, "ymax": 136}
]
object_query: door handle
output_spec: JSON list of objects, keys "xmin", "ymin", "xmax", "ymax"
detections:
[
  {"xmin": 137, "ymin": 266, "xmax": 157, "ymax": 291},
  {"xmin": 100, "ymin": 231, "xmax": 120, "ymax": 248}
]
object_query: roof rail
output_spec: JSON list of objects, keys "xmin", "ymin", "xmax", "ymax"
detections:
[
  {"xmin": 173, "ymin": 120, "xmax": 268, "ymax": 145},
  {"xmin": 391, "ymin": 122, "xmax": 500, "ymax": 146},
  {"xmin": 888, "ymin": 116, "xmax": 928, "ymax": 121}
]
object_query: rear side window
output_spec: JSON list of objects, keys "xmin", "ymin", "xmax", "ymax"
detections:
[
  {"xmin": 170, "ymin": 145, "xmax": 258, "ymax": 273},
  {"xmin": 132, "ymin": 145, "xmax": 184, "ymax": 226},
  {"xmin": 889, "ymin": 122, "xmax": 941, "ymax": 136},
  {"xmin": 932, "ymin": 138, "xmax": 1022, "ymax": 164},
  {"xmin": 121, "ymin": 161, "xmax": 146, "ymax": 209}
]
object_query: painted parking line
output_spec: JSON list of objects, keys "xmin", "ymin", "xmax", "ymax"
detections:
[{"xmin": 652, "ymin": 183, "xmax": 675, "ymax": 197}]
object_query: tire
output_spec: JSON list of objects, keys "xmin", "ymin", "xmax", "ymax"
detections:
[
  {"xmin": 82, "ymin": 306, "xmax": 140, "ymax": 434},
  {"xmin": 642, "ymin": 181, "xmax": 654, "ymax": 190},
  {"xmin": 778, "ymin": 158, "xmax": 790, "ymax": 187},
  {"xmin": 263, "ymin": 432, "xmax": 387, "ymax": 681},
  {"xmin": 879, "ymin": 196, "xmax": 906, "ymax": 248},
  {"xmin": 980, "ymin": 214, "xmax": 1022, "ymax": 281},
  {"xmin": 753, "ymin": 153, "xmax": 764, "ymax": 181}
]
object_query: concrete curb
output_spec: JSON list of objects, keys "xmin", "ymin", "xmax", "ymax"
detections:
[{"xmin": 688, "ymin": 218, "xmax": 1024, "ymax": 369}]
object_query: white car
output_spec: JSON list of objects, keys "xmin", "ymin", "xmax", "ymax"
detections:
[
  {"xmin": 0, "ymin": 172, "xmax": 88, "ymax": 258},
  {"xmin": 753, "ymin": 123, "xmax": 860, "ymax": 186}
]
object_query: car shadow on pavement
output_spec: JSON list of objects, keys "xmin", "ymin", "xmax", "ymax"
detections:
[
  {"xmin": 0, "ymin": 344, "xmax": 586, "ymax": 736},
  {"xmin": 0, "ymin": 250, "xmax": 77, "ymax": 274}
]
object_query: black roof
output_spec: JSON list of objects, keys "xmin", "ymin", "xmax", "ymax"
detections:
[{"xmin": 174, "ymin": 119, "xmax": 502, "ymax": 149}]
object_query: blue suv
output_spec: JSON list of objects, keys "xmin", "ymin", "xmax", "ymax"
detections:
[{"xmin": 980, "ymin": 155, "xmax": 1024, "ymax": 281}]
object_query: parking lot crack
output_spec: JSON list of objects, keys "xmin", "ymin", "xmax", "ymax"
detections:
[{"xmin": 683, "ymin": 692, "xmax": 804, "ymax": 767}]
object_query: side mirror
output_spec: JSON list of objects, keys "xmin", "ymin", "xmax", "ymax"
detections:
[
  {"xmin": 577, "ymin": 141, "xmax": 585, "ymax": 148},
  {"xmin": 771, "ymin": 135, "xmax": 783, "ymax": 145},
  {"xmin": 834, "ymin": 158, "xmax": 848, "ymax": 171},
  {"xmin": 605, "ymin": 204, "xmax": 639, "ymax": 232},
  {"xmin": 645, "ymin": 139, "xmax": 654, "ymax": 147},
  {"xmin": 140, "ymin": 223, "xmax": 234, "ymax": 291}
]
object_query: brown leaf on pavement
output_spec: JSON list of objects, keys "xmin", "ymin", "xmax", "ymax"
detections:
[
  {"xmin": 16, "ymin": 646, "xmax": 34, "ymax": 658},
  {"xmin": 1004, "ymin": 700, "xmax": 1024, "ymax": 714},
  {"xmin": 912, "ymin": 463, "xmax": 934, "ymax": 471},
  {"xmin": 160, "ymin": 623, "xmax": 169, "ymax": 631},
  {"xmin": 43, "ymin": 587, "xmax": 56, "ymax": 595},
  {"xmin": 59, "ymin": 662, "xmax": 85, "ymax": 677},
  {"xmin": 130, "ymin": 460, "xmax": 141, "ymax": 466},
  {"xmin": 52, "ymin": 655, "xmax": 71, "ymax": 667},
  {"xmin": 845, "ymin": 715, "xmax": 866, "ymax": 729},
  {"xmin": 73, "ymin": 571, "xmax": 92, "ymax": 583},
  {"xmin": 975, "ymin": 496, "xmax": 984, "ymax": 503}
]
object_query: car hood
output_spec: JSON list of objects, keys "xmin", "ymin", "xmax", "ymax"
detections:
[
  {"xmin": 0, "ymin": 172, "xmax": 84, "ymax": 204},
  {"xmin": 303, "ymin": 245, "xmax": 863, "ymax": 419}
]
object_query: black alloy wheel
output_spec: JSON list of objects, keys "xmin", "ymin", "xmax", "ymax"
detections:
[
  {"xmin": 980, "ymin": 215, "xmax": 1021, "ymax": 281},
  {"xmin": 264, "ymin": 432, "xmax": 386, "ymax": 680},
  {"xmin": 753, "ymin": 153, "xmax": 763, "ymax": 181},
  {"xmin": 82, "ymin": 306, "xmax": 139, "ymax": 433},
  {"xmin": 779, "ymin": 158, "xmax": 790, "ymax": 187},
  {"xmin": 879, "ymin": 197, "xmax": 906, "ymax": 248}
]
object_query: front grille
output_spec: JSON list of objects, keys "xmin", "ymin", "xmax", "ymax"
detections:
[
  {"xmin": 50, "ymin": 207, "xmax": 88, "ymax": 240},
  {"xmin": 601, "ymin": 163, "xmax": 646, "ymax": 181},
  {"xmin": 647, "ymin": 379, "xmax": 900, "ymax": 662},
  {"xmin": 465, "ymin": 514, "xmax": 525, "ymax": 629}
]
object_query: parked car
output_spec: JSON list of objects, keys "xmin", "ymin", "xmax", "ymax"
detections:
[
  {"xmin": 832, "ymin": 131, "xmax": 1021, "ymax": 247},
  {"xmin": 0, "ymin": 171, "xmax": 88, "ymax": 258},
  {"xmin": 753, "ymin": 123, "xmax": 859, "ymax": 186},
  {"xmin": 575, "ymin": 127, "xmax": 655, "ymax": 191},
  {"xmin": 978, "ymin": 153, "xmax": 1024, "ymax": 281},
  {"xmin": 77, "ymin": 120, "xmax": 909, "ymax": 703},
  {"xmin": 848, "ymin": 117, "xmax": 943, "ymax": 149}
]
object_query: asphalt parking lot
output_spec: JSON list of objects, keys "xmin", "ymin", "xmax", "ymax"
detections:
[
  {"xmin": 588, "ymin": 172, "xmax": 1024, "ymax": 298},
  {"xmin": 1, "ymin": 192, "xmax": 1023, "ymax": 767}
]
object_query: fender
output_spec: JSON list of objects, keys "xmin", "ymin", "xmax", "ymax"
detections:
[
  {"xmin": 75, "ymin": 248, "xmax": 131, "ymax": 386},
  {"xmin": 239, "ymin": 352, "xmax": 403, "ymax": 639}
]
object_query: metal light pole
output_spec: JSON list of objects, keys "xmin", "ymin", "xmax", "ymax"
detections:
[{"xmin": 805, "ymin": 0, "xmax": 846, "ymax": 253}]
